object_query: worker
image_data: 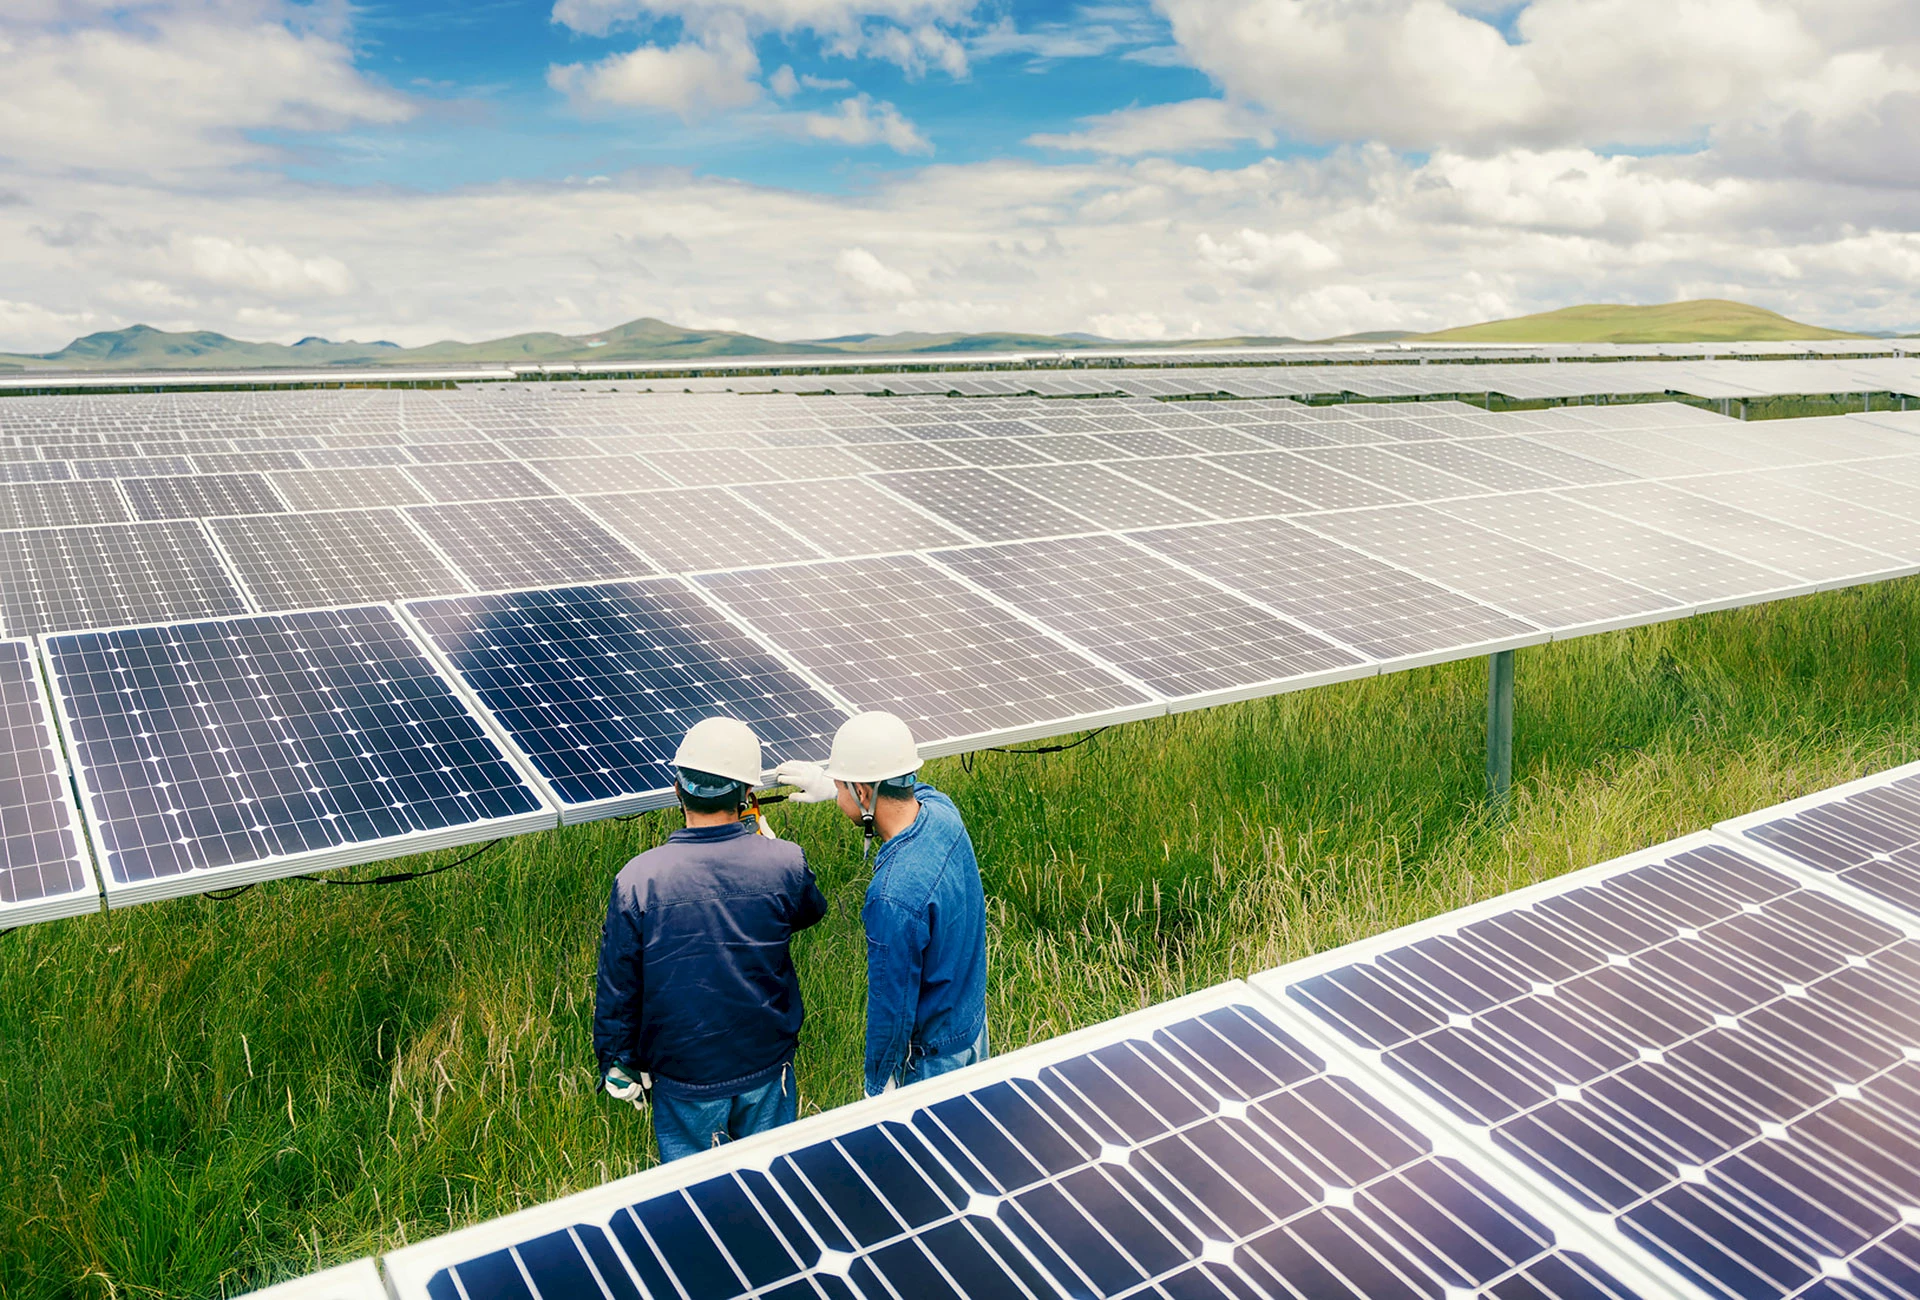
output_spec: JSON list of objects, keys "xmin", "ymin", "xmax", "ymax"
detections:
[
  {"xmin": 777, "ymin": 711, "xmax": 988, "ymax": 1097},
  {"xmin": 595, "ymin": 716, "xmax": 829, "ymax": 1161}
]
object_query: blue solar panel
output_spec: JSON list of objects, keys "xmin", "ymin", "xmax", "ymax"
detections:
[
  {"xmin": 406, "ymin": 580, "xmax": 850, "ymax": 821},
  {"xmin": 1265, "ymin": 833, "xmax": 1920, "ymax": 1300},
  {"xmin": 383, "ymin": 982, "xmax": 1655, "ymax": 1300},
  {"xmin": 1721, "ymin": 761, "xmax": 1920, "ymax": 924},
  {"xmin": 43, "ymin": 606, "xmax": 554, "ymax": 907},
  {"xmin": 0, "ymin": 638, "xmax": 96, "ymax": 928}
]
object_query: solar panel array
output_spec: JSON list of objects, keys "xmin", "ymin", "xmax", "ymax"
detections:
[
  {"xmin": 365, "ymin": 754, "xmax": 1920, "ymax": 1300},
  {"xmin": 0, "ymin": 386, "xmax": 1917, "ymax": 924}
]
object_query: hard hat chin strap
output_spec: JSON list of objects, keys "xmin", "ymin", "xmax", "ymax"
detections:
[{"xmin": 855, "ymin": 784, "xmax": 878, "ymax": 862}]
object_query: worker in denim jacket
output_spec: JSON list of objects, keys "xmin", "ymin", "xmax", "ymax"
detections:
[{"xmin": 777, "ymin": 711, "xmax": 988, "ymax": 1096}]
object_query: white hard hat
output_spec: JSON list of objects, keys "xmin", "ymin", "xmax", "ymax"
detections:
[
  {"xmin": 824, "ymin": 711, "xmax": 921, "ymax": 786},
  {"xmin": 672, "ymin": 716, "xmax": 763, "ymax": 787}
]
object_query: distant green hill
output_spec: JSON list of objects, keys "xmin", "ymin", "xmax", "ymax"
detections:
[{"xmin": 1418, "ymin": 299, "xmax": 1864, "ymax": 344}]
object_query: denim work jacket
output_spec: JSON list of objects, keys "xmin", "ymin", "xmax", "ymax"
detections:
[
  {"xmin": 595, "ymin": 821, "xmax": 828, "ymax": 1098},
  {"xmin": 862, "ymin": 783, "xmax": 988, "ymax": 1094}
]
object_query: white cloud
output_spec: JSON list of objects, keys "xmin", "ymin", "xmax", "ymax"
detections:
[
  {"xmin": 180, "ymin": 235, "xmax": 353, "ymax": 297},
  {"xmin": 1028, "ymin": 98, "xmax": 1275, "ymax": 155},
  {"xmin": 835, "ymin": 246, "xmax": 917, "ymax": 301},
  {"xmin": 548, "ymin": 25, "xmax": 762, "ymax": 117},
  {"xmin": 798, "ymin": 95, "xmax": 932, "ymax": 153},
  {"xmin": 1197, "ymin": 228, "xmax": 1341, "ymax": 283},
  {"xmin": 0, "ymin": 0, "xmax": 412, "ymax": 175}
]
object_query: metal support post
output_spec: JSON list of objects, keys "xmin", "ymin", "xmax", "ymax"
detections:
[{"xmin": 1486, "ymin": 650, "xmax": 1515, "ymax": 806}]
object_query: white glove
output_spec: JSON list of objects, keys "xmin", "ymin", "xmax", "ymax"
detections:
[
  {"xmin": 775, "ymin": 761, "xmax": 838, "ymax": 804},
  {"xmin": 604, "ymin": 1065, "xmax": 651, "ymax": 1111}
]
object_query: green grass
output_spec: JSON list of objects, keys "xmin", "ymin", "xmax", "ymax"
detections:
[
  {"xmin": 5, "ymin": 580, "xmax": 1920, "ymax": 1298},
  {"xmin": 1419, "ymin": 298, "xmax": 1864, "ymax": 344}
]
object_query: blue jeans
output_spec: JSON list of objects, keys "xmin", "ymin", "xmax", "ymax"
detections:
[
  {"xmin": 652, "ymin": 1062, "xmax": 796, "ymax": 1164},
  {"xmin": 880, "ymin": 1024, "xmax": 989, "ymax": 1095}
]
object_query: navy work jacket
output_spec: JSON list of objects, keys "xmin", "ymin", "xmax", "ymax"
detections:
[
  {"xmin": 863, "ymin": 783, "xmax": 988, "ymax": 1094},
  {"xmin": 594, "ymin": 821, "xmax": 828, "ymax": 1098}
]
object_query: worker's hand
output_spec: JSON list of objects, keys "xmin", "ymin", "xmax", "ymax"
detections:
[
  {"xmin": 604, "ymin": 1064, "xmax": 650, "ymax": 1111},
  {"xmin": 775, "ymin": 761, "xmax": 838, "ymax": 804}
]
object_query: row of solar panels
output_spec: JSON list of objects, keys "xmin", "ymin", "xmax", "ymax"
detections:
[
  {"xmin": 248, "ymin": 755, "xmax": 1920, "ymax": 1300},
  {"xmin": 5, "ymin": 405, "xmax": 1920, "ymax": 925}
]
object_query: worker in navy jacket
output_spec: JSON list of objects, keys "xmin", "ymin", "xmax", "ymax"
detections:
[
  {"xmin": 777, "ymin": 711, "xmax": 988, "ymax": 1097},
  {"xmin": 595, "ymin": 717, "xmax": 829, "ymax": 1162}
]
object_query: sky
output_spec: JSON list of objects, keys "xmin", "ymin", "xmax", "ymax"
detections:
[{"xmin": 3, "ymin": 0, "xmax": 1919, "ymax": 351}]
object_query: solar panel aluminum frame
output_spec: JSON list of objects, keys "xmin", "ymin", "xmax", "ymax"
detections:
[
  {"xmin": 1715, "ymin": 760, "xmax": 1920, "ymax": 929},
  {"xmin": 1248, "ymin": 829, "xmax": 1898, "ymax": 1300},
  {"xmin": 233, "ymin": 1256, "xmax": 387, "ymax": 1300},
  {"xmin": 0, "ymin": 637, "xmax": 100, "ymax": 928},
  {"xmin": 395, "ymin": 582, "xmax": 851, "ymax": 826},
  {"xmin": 38, "ymin": 608, "xmax": 560, "ymax": 910},
  {"xmin": 380, "ymin": 977, "xmax": 1653, "ymax": 1300}
]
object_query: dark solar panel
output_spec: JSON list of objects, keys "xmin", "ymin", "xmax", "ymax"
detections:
[
  {"xmin": 268, "ymin": 466, "xmax": 429, "ymax": 512},
  {"xmin": 931, "ymin": 535, "xmax": 1365, "ymax": 703},
  {"xmin": 120, "ymin": 473, "xmax": 286, "ymax": 520},
  {"xmin": 209, "ymin": 510, "xmax": 467, "ymax": 610},
  {"xmin": 406, "ymin": 580, "xmax": 849, "ymax": 818},
  {"xmin": 0, "ymin": 639, "xmax": 96, "ymax": 928},
  {"xmin": 44, "ymin": 606, "xmax": 551, "ymax": 906},
  {"xmin": 0, "ymin": 480, "xmax": 128, "ymax": 528},
  {"xmin": 384, "ymin": 984, "xmax": 1653, "ymax": 1300},
  {"xmin": 697, "ymin": 554, "xmax": 1156, "ymax": 749},
  {"xmin": 1272, "ymin": 836, "xmax": 1920, "ymax": 1300},
  {"xmin": 406, "ymin": 498, "xmax": 650, "ymax": 591},
  {"xmin": 1723, "ymin": 761, "xmax": 1920, "ymax": 922},
  {"xmin": 0, "ymin": 520, "xmax": 250, "ymax": 638}
]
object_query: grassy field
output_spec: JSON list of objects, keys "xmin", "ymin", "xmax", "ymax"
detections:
[
  {"xmin": 4, "ymin": 578, "xmax": 1919, "ymax": 1298},
  {"xmin": 1419, "ymin": 298, "xmax": 1863, "ymax": 344}
]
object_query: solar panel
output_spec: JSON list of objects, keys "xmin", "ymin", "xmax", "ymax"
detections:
[
  {"xmin": 209, "ymin": 510, "xmax": 468, "ymax": 610},
  {"xmin": 1130, "ymin": 519, "xmax": 1541, "ymax": 665},
  {"xmin": 0, "ymin": 463, "xmax": 73, "ymax": 485},
  {"xmin": 579, "ymin": 489, "xmax": 822, "ymax": 573},
  {"xmin": 405, "ymin": 440, "xmax": 499, "ymax": 464},
  {"xmin": 0, "ymin": 480, "xmax": 128, "ymax": 528},
  {"xmin": 384, "ymin": 981, "xmax": 1659, "ymax": 1300},
  {"xmin": 1563, "ymin": 483, "xmax": 1901, "ymax": 585},
  {"xmin": 696, "ymin": 554, "xmax": 1158, "ymax": 751},
  {"xmin": 1264, "ymin": 833, "xmax": 1920, "ymax": 1300},
  {"xmin": 402, "ymin": 461, "xmax": 556, "ymax": 503},
  {"xmin": 938, "ymin": 438, "xmax": 1049, "ymax": 468},
  {"xmin": 406, "ymin": 498, "xmax": 650, "ymax": 591},
  {"xmin": 1090, "ymin": 428, "xmax": 1203, "ymax": 458},
  {"xmin": 1466, "ymin": 439, "xmax": 1633, "ymax": 487},
  {"xmin": 1384, "ymin": 443, "xmax": 1573, "ymax": 493},
  {"xmin": 405, "ymin": 580, "xmax": 850, "ymax": 820},
  {"xmin": 1205, "ymin": 452, "xmax": 1408, "ymax": 510},
  {"xmin": 0, "ymin": 520, "xmax": 250, "ymax": 638},
  {"xmin": 43, "ymin": 605, "xmax": 553, "ymax": 907},
  {"xmin": 1296, "ymin": 447, "xmax": 1488, "ymax": 502},
  {"xmin": 1008, "ymin": 434, "xmax": 1120, "ymax": 463},
  {"xmin": 1667, "ymin": 473, "xmax": 1920, "ymax": 563},
  {"xmin": 869, "ymin": 468, "xmax": 1099, "ymax": 543},
  {"xmin": 0, "ymin": 639, "xmax": 96, "ymax": 928},
  {"xmin": 1774, "ymin": 465, "xmax": 1920, "ymax": 524},
  {"xmin": 991, "ymin": 463, "xmax": 1214, "ymax": 529},
  {"xmin": 732, "ymin": 478, "xmax": 970, "ymax": 556},
  {"xmin": 120, "ymin": 473, "xmax": 286, "ymax": 520},
  {"xmin": 1721, "ymin": 760, "xmax": 1920, "ymax": 922},
  {"xmin": 192, "ymin": 450, "xmax": 307, "ymax": 474},
  {"xmin": 304, "ymin": 446, "xmax": 412, "ymax": 469},
  {"xmin": 1302, "ymin": 506, "xmax": 1685, "ymax": 634},
  {"xmin": 269, "ymin": 467, "xmax": 429, "ymax": 512},
  {"xmin": 930, "ymin": 535, "xmax": 1366, "ymax": 705},
  {"xmin": 1102, "ymin": 456, "xmax": 1310, "ymax": 518},
  {"xmin": 522, "ymin": 456, "xmax": 672, "ymax": 496},
  {"xmin": 1437, "ymin": 494, "xmax": 1802, "ymax": 611},
  {"xmin": 842, "ymin": 441, "xmax": 966, "ymax": 472}
]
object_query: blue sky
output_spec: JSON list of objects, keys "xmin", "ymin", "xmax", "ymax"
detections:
[{"xmin": 1, "ymin": 1, "xmax": 1916, "ymax": 349}]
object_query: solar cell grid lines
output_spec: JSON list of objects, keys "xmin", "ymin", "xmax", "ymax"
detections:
[
  {"xmin": 580, "ymin": 488, "xmax": 822, "ymax": 573},
  {"xmin": 1467, "ymin": 438, "xmax": 1635, "ymax": 487},
  {"xmin": 696, "ymin": 554, "xmax": 1157, "ymax": 750},
  {"xmin": 1790, "ymin": 465, "xmax": 1920, "ymax": 522},
  {"xmin": 209, "ymin": 510, "xmax": 468, "ymax": 610},
  {"xmin": 1103, "ymin": 456, "xmax": 1311, "ymax": 519},
  {"xmin": 44, "ymin": 605, "xmax": 552, "ymax": 904},
  {"xmin": 1722, "ymin": 761, "xmax": 1920, "ymax": 923},
  {"xmin": 930, "ymin": 534, "xmax": 1365, "ymax": 703},
  {"xmin": 1382, "ymin": 442, "xmax": 1572, "ymax": 493},
  {"xmin": 406, "ymin": 580, "xmax": 849, "ymax": 818},
  {"xmin": 1205, "ymin": 451, "xmax": 1409, "ymax": 510},
  {"xmin": 0, "ymin": 638, "xmax": 96, "ymax": 928},
  {"xmin": 401, "ymin": 460, "xmax": 557, "ymax": 503},
  {"xmin": 869, "ymin": 467, "xmax": 1100, "ymax": 543},
  {"xmin": 1090, "ymin": 428, "xmax": 1204, "ymax": 458},
  {"xmin": 120, "ymin": 473, "xmax": 287, "ymax": 520},
  {"xmin": 303, "ymin": 446, "xmax": 414, "ymax": 469},
  {"xmin": 0, "ymin": 520, "xmax": 250, "ymax": 638},
  {"xmin": 0, "ymin": 462, "xmax": 75, "ymax": 484},
  {"xmin": 936, "ymin": 438, "xmax": 1049, "ymax": 468},
  {"xmin": 406, "ymin": 497, "xmax": 650, "ymax": 592},
  {"xmin": 404, "ymin": 441, "xmax": 500, "ymax": 464},
  {"xmin": 992, "ymin": 462, "xmax": 1214, "ymax": 529},
  {"xmin": 1437, "ymin": 493, "xmax": 1800, "ymax": 610},
  {"xmin": 192, "ymin": 450, "xmax": 308, "ymax": 475},
  {"xmin": 268, "ymin": 466, "xmax": 430, "ymax": 512},
  {"xmin": 1266, "ymin": 834, "xmax": 1920, "ymax": 1300},
  {"xmin": 0, "ymin": 479, "xmax": 128, "ymax": 528},
  {"xmin": 1302, "ymin": 506, "xmax": 1684, "ymax": 634},
  {"xmin": 1131, "ymin": 518, "xmax": 1540, "ymax": 664},
  {"xmin": 385, "ymin": 982, "xmax": 1655, "ymax": 1300},
  {"xmin": 1006, "ymin": 434, "xmax": 1116, "ymax": 463},
  {"xmin": 732, "ymin": 478, "xmax": 970, "ymax": 557},
  {"xmin": 522, "ymin": 456, "xmax": 672, "ymax": 496},
  {"xmin": 1564, "ymin": 482, "xmax": 1902, "ymax": 585},
  {"xmin": 1297, "ymin": 446, "xmax": 1491, "ymax": 502},
  {"xmin": 1666, "ymin": 473, "xmax": 1920, "ymax": 563}
]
